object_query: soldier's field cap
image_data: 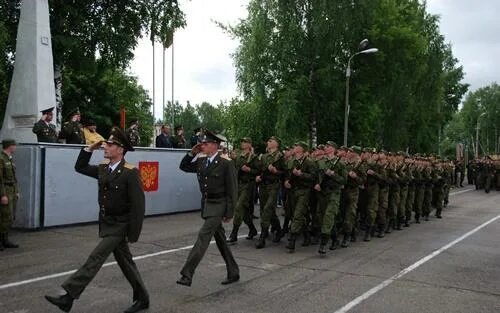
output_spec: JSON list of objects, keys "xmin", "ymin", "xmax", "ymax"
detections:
[
  {"xmin": 240, "ymin": 137, "xmax": 252, "ymax": 144},
  {"xmin": 41, "ymin": 107, "xmax": 54, "ymax": 114},
  {"xmin": 106, "ymin": 127, "xmax": 134, "ymax": 152},
  {"xmin": 350, "ymin": 145, "xmax": 362, "ymax": 154},
  {"xmin": 378, "ymin": 149, "xmax": 388, "ymax": 154},
  {"xmin": 294, "ymin": 141, "xmax": 309, "ymax": 151},
  {"xmin": 201, "ymin": 130, "xmax": 226, "ymax": 144},
  {"xmin": 66, "ymin": 107, "xmax": 80, "ymax": 118},
  {"xmin": 268, "ymin": 136, "xmax": 281, "ymax": 145},
  {"xmin": 325, "ymin": 141, "xmax": 338, "ymax": 148},
  {"xmin": 2, "ymin": 139, "xmax": 17, "ymax": 149}
]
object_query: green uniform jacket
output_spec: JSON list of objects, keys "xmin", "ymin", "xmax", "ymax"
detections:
[
  {"xmin": 259, "ymin": 150, "xmax": 285, "ymax": 184},
  {"xmin": 317, "ymin": 156, "xmax": 347, "ymax": 190},
  {"xmin": 180, "ymin": 152, "xmax": 238, "ymax": 219},
  {"xmin": 59, "ymin": 121, "xmax": 85, "ymax": 144},
  {"xmin": 0, "ymin": 152, "xmax": 18, "ymax": 196},
  {"xmin": 345, "ymin": 160, "xmax": 367, "ymax": 189},
  {"xmin": 75, "ymin": 149, "xmax": 145, "ymax": 243},
  {"xmin": 32, "ymin": 119, "xmax": 58, "ymax": 143},
  {"xmin": 286, "ymin": 156, "xmax": 317, "ymax": 189},
  {"xmin": 234, "ymin": 151, "xmax": 260, "ymax": 183}
]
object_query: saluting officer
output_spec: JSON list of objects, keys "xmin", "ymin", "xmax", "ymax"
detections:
[
  {"xmin": 59, "ymin": 107, "xmax": 85, "ymax": 144},
  {"xmin": 32, "ymin": 107, "xmax": 58, "ymax": 143},
  {"xmin": 45, "ymin": 127, "xmax": 149, "ymax": 313},
  {"xmin": 177, "ymin": 130, "xmax": 239, "ymax": 287}
]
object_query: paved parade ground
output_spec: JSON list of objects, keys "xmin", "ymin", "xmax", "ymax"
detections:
[{"xmin": 1, "ymin": 187, "xmax": 499, "ymax": 313}]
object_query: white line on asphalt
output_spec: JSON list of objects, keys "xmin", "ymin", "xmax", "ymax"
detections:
[
  {"xmin": 332, "ymin": 212, "xmax": 500, "ymax": 313},
  {"xmin": 0, "ymin": 188, "xmax": 474, "ymax": 291}
]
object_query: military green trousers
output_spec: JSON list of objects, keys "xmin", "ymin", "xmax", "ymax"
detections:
[
  {"xmin": 233, "ymin": 182, "xmax": 254, "ymax": 228},
  {"xmin": 406, "ymin": 186, "xmax": 415, "ymax": 221},
  {"xmin": 388, "ymin": 186, "xmax": 400, "ymax": 221},
  {"xmin": 341, "ymin": 187, "xmax": 359, "ymax": 235},
  {"xmin": 259, "ymin": 183, "xmax": 281, "ymax": 229},
  {"xmin": 316, "ymin": 188, "xmax": 341, "ymax": 235},
  {"xmin": 181, "ymin": 216, "xmax": 239, "ymax": 280},
  {"xmin": 414, "ymin": 186, "xmax": 425, "ymax": 218},
  {"xmin": 376, "ymin": 187, "xmax": 389, "ymax": 228},
  {"xmin": 363, "ymin": 186, "xmax": 380, "ymax": 229},
  {"xmin": 0, "ymin": 186, "xmax": 16, "ymax": 233},
  {"xmin": 423, "ymin": 186, "xmax": 433, "ymax": 217},
  {"xmin": 434, "ymin": 186, "xmax": 444, "ymax": 216},
  {"xmin": 62, "ymin": 235, "xmax": 148, "ymax": 301},
  {"xmin": 290, "ymin": 188, "xmax": 311, "ymax": 234},
  {"xmin": 399, "ymin": 186, "xmax": 408, "ymax": 221}
]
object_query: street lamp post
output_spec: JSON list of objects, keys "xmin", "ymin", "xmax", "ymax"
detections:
[
  {"xmin": 475, "ymin": 112, "xmax": 486, "ymax": 158},
  {"xmin": 343, "ymin": 44, "xmax": 378, "ymax": 146}
]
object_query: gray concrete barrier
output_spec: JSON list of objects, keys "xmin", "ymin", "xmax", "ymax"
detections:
[{"xmin": 13, "ymin": 144, "xmax": 200, "ymax": 229}]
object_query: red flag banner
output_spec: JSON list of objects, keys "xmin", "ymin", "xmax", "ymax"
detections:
[{"xmin": 139, "ymin": 161, "xmax": 159, "ymax": 192}]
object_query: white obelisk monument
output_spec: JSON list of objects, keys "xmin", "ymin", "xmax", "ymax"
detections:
[{"xmin": 0, "ymin": 0, "xmax": 56, "ymax": 143}]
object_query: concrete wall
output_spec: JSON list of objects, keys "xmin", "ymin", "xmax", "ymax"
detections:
[{"xmin": 14, "ymin": 144, "xmax": 201, "ymax": 229}]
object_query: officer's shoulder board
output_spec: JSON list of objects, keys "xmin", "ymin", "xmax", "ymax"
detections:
[{"xmin": 124, "ymin": 162, "xmax": 136, "ymax": 170}]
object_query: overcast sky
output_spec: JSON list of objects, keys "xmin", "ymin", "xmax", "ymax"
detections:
[{"xmin": 129, "ymin": 0, "xmax": 499, "ymax": 120}]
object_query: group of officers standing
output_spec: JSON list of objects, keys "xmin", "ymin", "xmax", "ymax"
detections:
[{"xmin": 227, "ymin": 137, "xmax": 458, "ymax": 255}]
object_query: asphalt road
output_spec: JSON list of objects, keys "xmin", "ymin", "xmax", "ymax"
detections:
[{"xmin": 1, "ymin": 186, "xmax": 499, "ymax": 313}]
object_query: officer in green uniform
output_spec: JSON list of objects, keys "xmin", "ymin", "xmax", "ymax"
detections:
[
  {"xmin": 386, "ymin": 153, "xmax": 400, "ymax": 233},
  {"xmin": 45, "ymin": 127, "xmax": 149, "ymax": 313},
  {"xmin": 341, "ymin": 146, "xmax": 366, "ymax": 247},
  {"xmin": 433, "ymin": 162, "xmax": 446, "ymax": 218},
  {"xmin": 422, "ymin": 160, "xmax": 434, "ymax": 221},
  {"xmin": 442, "ymin": 160, "xmax": 453, "ymax": 208},
  {"xmin": 284, "ymin": 142, "xmax": 317, "ymax": 252},
  {"xmin": 483, "ymin": 158, "xmax": 496, "ymax": 193},
  {"xmin": 0, "ymin": 139, "xmax": 20, "ymax": 250},
  {"xmin": 227, "ymin": 137, "xmax": 259, "ymax": 243},
  {"xmin": 59, "ymin": 107, "xmax": 85, "ymax": 144},
  {"xmin": 177, "ymin": 130, "xmax": 239, "ymax": 287},
  {"xmin": 375, "ymin": 151, "xmax": 390, "ymax": 238},
  {"xmin": 314, "ymin": 141, "xmax": 347, "ymax": 254},
  {"xmin": 255, "ymin": 136, "xmax": 286, "ymax": 248},
  {"xmin": 32, "ymin": 107, "xmax": 58, "ymax": 143},
  {"xmin": 126, "ymin": 119, "xmax": 141, "ymax": 146},
  {"xmin": 309, "ymin": 146, "xmax": 324, "ymax": 244},
  {"xmin": 396, "ymin": 152, "xmax": 409, "ymax": 230}
]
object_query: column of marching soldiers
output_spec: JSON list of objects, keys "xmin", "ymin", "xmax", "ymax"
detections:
[{"xmin": 227, "ymin": 137, "xmax": 466, "ymax": 255}]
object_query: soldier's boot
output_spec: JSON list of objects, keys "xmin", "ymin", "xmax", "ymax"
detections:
[
  {"xmin": 302, "ymin": 230, "xmax": 311, "ymax": 247},
  {"xmin": 363, "ymin": 227, "xmax": 372, "ymax": 242},
  {"xmin": 286, "ymin": 233, "xmax": 297, "ymax": 252},
  {"xmin": 246, "ymin": 222, "xmax": 258, "ymax": 240},
  {"xmin": 255, "ymin": 228, "xmax": 269, "ymax": 249},
  {"xmin": 350, "ymin": 229, "xmax": 357, "ymax": 242},
  {"xmin": 226, "ymin": 225, "xmax": 239, "ymax": 244},
  {"xmin": 272, "ymin": 223, "xmax": 283, "ymax": 243},
  {"xmin": 329, "ymin": 232, "xmax": 339, "ymax": 250},
  {"xmin": 376, "ymin": 224, "xmax": 385, "ymax": 238},
  {"xmin": 45, "ymin": 293, "xmax": 74, "ymax": 312},
  {"xmin": 404, "ymin": 217, "xmax": 410, "ymax": 227},
  {"xmin": 318, "ymin": 234, "xmax": 329, "ymax": 255},
  {"xmin": 311, "ymin": 229, "xmax": 320, "ymax": 245},
  {"xmin": 415, "ymin": 214, "xmax": 421, "ymax": 224},
  {"xmin": 435, "ymin": 210, "xmax": 442, "ymax": 219},
  {"xmin": 370, "ymin": 226, "xmax": 377, "ymax": 238},
  {"xmin": 424, "ymin": 214, "xmax": 429, "ymax": 221},
  {"xmin": 2, "ymin": 233, "xmax": 18, "ymax": 249},
  {"xmin": 385, "ymin": 220, "xmax": 393, "ymax": 234},
  {"xmin": 395, "ymin": 219, "xmax": 403, "ymax": 231},
  {"xmin": 341, "ymin": 233, "xmax": 350, "ymax": 248}
]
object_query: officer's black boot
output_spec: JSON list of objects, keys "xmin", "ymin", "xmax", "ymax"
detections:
[
  {"xmin": 302, "ymin": 230, "xmax": 311, "ymax": 247},
  {"xmin": 363, "ymin": 227, "xmax": 372, "ymax": 242},
  {"xmin": 286, "ymin": 233, "xmax": 297, "ymax": 252},
  {"xmin": 45, "ymin": 293, "xmax": 74, "ymax": 312},
  {"xmin": 377, "ymin": 224, "xmax": 385, "ymax": 238},
  {"xmin": 255, "ymin": 228, "xmax": 268, "ymax": 249},
  {"xmin": 2, "ymin": 232, "xmax": 18, "ymax": 248},
  {"xmin": 341, "ymin": 233, "xmax": 350, "ymax": 248},
  {"xmin": 404, "ymin": 217, "xmax": 410, "ymax": 227},
  {"xmin": 318, "ymin": 234, "xmax": 329, "ymax": 255},
  {"xmin": 226, "ymin": 225, "xmax": 239, "ymax": 244},
  {"xmin": 246, "ymin": 222, "xmax": 258, "ymax": 240}
]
